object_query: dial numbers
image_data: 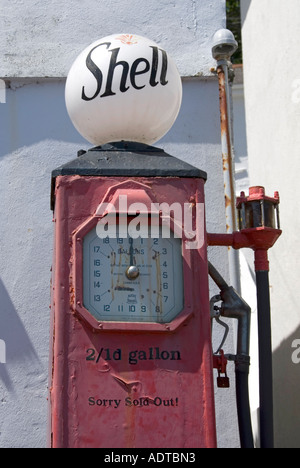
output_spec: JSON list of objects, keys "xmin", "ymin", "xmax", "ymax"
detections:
[{"xmin": 83, "ymin": 225, "xmax": 184, "ymax": 323}]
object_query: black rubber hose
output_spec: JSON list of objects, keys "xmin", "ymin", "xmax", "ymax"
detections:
[
  {"xmin": 256, "ymin": 270, "xmax": 274, "ymax": 449},
  {"xmin": 208, "ymin": 261, "xmax": 229, "ymax": 290},
  {"xmin": 235, "ymin": 362, "xmax": 254, "ymax": 448},
  {"xmin": 208, "ymin": 261, "xmax": 254, "ymax": 448}
]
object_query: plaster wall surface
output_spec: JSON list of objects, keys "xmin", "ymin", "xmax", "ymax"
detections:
[
  {"xmin": 0, "ymin": 0, "xmax": 225, "ymax": 78},
  {"xmin": 0, "ymin": 0, "xmax": 240, "ymax": 448},
  {"xmin": 241, "ymin": 0, "xmax": 300, "ymax": 448}
]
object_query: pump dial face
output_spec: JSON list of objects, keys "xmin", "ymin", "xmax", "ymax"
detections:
[{"xmin": 83, "ymin": 225, "xmax": 184, "ymax": 323}]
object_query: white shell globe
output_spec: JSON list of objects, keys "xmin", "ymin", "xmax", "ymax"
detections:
[{"xmin": 65, "ymin": 34, "xmax": 182, "ymax": 146}]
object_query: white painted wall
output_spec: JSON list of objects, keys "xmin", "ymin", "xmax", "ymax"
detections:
[
  {"xmin": 241, "ymin": 0, "xmax": 300, "ymax": 448},
  {"xmin": 0, "ymin": 0, "xmax": 241, "ymax": 448},
  {"xmin": 0, "ymin": 0, "xmax": 224, "ymax": 78}
]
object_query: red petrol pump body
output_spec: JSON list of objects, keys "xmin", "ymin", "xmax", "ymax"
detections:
[{"xmin": 49, "ymin": 142, "xmax": 217, "ymax": 448}]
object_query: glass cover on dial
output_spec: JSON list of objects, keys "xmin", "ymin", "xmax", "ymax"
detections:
[{"xmin": 82, "ymin": 224, "xmax": 184, "ymax": 323}]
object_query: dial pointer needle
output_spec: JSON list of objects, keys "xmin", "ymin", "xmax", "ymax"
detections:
[
  {"xmin": 126, "ymin": 238, "xmax": 139, "ymax": 280},
  {"xmin": 129, "ymin": 238, "xmax": 134, "ymax": 267}
]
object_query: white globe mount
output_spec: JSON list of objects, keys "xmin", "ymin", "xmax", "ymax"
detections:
[{"xmin": 65, "ymin": 34, "xmax": 183, "ymax": 146}]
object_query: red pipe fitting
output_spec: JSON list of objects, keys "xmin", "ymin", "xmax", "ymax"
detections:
[
  {"xmin": 207, "ymin": 228, "xmax": 282, "ymax": 272},
  {"xmin": 207, "ymin": 186, "xmax": 282, "ymax": 272}
]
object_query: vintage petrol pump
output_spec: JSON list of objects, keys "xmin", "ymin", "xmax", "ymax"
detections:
[
  {"xmin": 49, "ymin": 34, "xmax": 217, "ymax": 449},
  {"xmin": 49, "ymin": 34, "xmax": 281, "ymax": 449}
]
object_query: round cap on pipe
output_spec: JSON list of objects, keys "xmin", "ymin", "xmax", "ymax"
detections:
[{"xmin": 212, "ymin": 29, "xmax": 238, "ymax": 61}]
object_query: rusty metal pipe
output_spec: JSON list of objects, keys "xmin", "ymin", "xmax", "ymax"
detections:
[
  {"xmin": 212, "ymin": 30, "xmax": 240, "ymax": 293},
  {"xmin": 217, "ymin": 60, "xmax": 241, "ymax": 294},
  {"xmin": 217, "ymin": 63, "xmax": 237, "ymax": 229}
]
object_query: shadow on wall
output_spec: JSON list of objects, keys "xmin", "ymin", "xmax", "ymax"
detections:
[
  {"xmin": 240, "ymin": 0, "xmax": 252, "ymax": 27},
  {"xmin": 0, "ymin": 79, "xmax": 85, "ymax": 160},
  {"xmin": 164, "ymin": 78, "xmax": 221, "ymax": 145},
  {"xmin": 273, "ymin": 325, "xmax": 300, "ymax": 448},
  {"xmin": 0, "ymin": 278, "xmax": 39, "ymax": 392},
  {"xmin": 0, "ymin": 78, "xmax": 221, "ymax": 162}
]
